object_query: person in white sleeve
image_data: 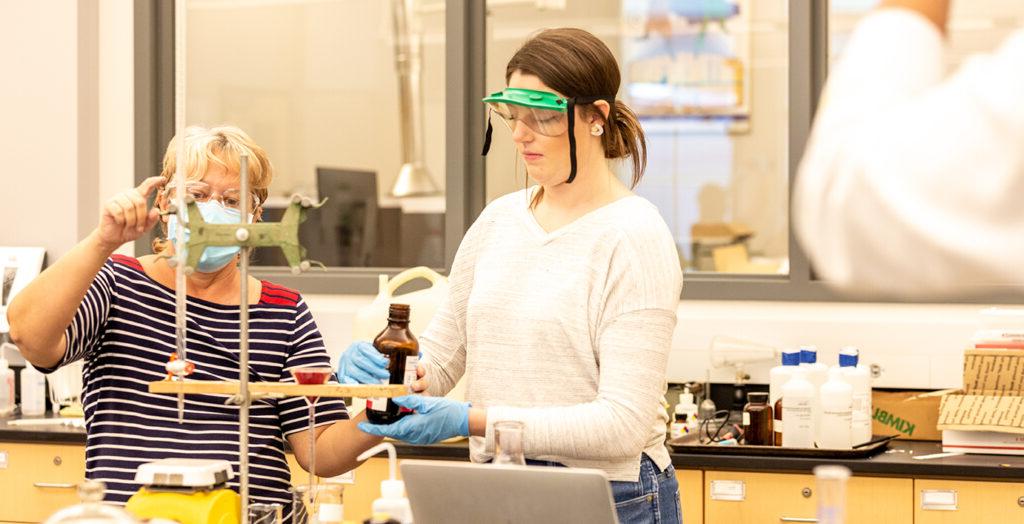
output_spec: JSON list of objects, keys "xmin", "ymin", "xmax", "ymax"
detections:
[
  {"xmin": 337, "ymin": 27, "xmax": 684, "ymax": 524},
  {"xmin": 794, "ymin": 0, "xmax": 1024, "ymax": 296}
]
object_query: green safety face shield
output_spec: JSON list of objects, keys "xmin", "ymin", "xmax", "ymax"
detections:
[{"xmin": 481, "ymin": 88, "xmax": 614, "ymax": 184}]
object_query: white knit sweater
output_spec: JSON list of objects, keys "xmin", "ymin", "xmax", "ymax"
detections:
[{"xmin": 420, "ymin": 188, "xmax": 683, "ymax": 481}]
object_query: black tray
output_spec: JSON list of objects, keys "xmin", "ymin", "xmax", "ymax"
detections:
[{"xmin": 667, "ymin": 435, "xmax": 897, "ymax": 459}]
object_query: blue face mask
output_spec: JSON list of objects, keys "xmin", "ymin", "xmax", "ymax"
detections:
[{"xmin": 166, "ymin": 200, "xmax": 251, "ymax": 273}]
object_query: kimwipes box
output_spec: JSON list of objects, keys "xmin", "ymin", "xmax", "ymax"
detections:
[
  {"xmin": 937, "ymin": 348, "xmax": 1024, "ymax": 455},
  {"xmin": 872, "ymin": 390, "xmax": 943, "ymax": 441}
]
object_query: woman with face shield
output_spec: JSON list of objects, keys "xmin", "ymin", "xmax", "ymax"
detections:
[
  {"xmin": 7, "ymin": 126, "xmax": 398, "ymax": 513},
  {"xmin": 336, "ymin": 28, "xmax": 684, "ymax": 523}
]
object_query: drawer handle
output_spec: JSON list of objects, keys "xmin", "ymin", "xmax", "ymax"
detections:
[
  {"xmin": 780, "ymin": 518, "xmax": 818, "ymax": 523},
  {"xmin": 34, "ymin": 482, "xmax": 77, "ymax": 489}
]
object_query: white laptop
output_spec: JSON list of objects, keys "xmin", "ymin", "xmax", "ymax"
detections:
[{"xmin": 400, "ymin": 459, "xmax": 619, "ymax": 524}]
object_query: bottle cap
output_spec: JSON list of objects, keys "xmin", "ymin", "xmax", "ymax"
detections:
[
  {"xmin": 381, "ymin": 479, "xmax": 405, "ymax": 499},
  {"xmin": 781, "ymin": 349, "xmax": 800, "ymax": 366},
  {"xmin": 839, "ymin": 346, "xmax": 859, "ymax": 367},
  {"xmin": 799, "ymin": 345, "xmax": 818, "ymax": 364},
  {"xmin": 678, "ymin": 386, "xmax": 695, "ymax": 406}
]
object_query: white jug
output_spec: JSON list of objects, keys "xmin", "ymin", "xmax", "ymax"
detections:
[{"xmin": 349, "ymin": 267, "xmax": 467, "ymax": 415}]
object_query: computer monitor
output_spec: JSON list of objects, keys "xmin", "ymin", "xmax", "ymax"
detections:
[
  {"xmin": 312, "ymin": 167, "xmax": 378, "ymax": 267},
  {"xmin": 400, "ymin": 459, "xmax": 619, "ymax": 524}
]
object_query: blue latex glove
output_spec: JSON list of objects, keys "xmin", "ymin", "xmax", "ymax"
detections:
[
  {"xmin": 336, "ymin": 341, "xmax": 390, "ymax": 385},
  {"xmin": 358, "ymin": 395, "xmax": 470, "ymax": 445}
]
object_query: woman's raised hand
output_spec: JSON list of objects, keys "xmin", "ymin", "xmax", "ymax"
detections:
[{"xmin": 96, "ymin": 176, "xmax": 167, "ymax": 252}]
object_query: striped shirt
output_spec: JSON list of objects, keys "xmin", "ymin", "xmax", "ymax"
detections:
[{"xmin": 40, "ymin": 254, "xmax": 346, "ymax": 508}]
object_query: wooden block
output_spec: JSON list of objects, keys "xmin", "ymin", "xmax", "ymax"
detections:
[{"xmin": 148, "ymin": 380, "xmax": 407, "ymax": 398}]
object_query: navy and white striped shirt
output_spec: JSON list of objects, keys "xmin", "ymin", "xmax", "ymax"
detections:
[{"xmin": 42, "ymin": 255, "xmax": 347, "ymax": 508}]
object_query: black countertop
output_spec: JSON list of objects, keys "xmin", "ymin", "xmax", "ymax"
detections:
[{"xmin": 3, "ymin": 416, "xmax": 1022, "ymax": 481}]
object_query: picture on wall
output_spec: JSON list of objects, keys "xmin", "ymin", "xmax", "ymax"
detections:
[
  {"xmin": 0, "ymin": 247, "xmax": 45, "ymax": 332},
  {"xmin": 621, "ymin": 0, "xmax": 752, "ymax": 118}
]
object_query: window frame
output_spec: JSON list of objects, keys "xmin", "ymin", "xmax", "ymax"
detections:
[{"xmin": 134, "ymin": 0, "xmax": 1024, "ymax": 303}]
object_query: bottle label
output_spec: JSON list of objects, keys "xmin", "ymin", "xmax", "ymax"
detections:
[
  {"xmin": 670, "ymin": 422, "xmax": 686, "ymax": 439},
  {"xmin": 742, "ymin": 412, "xmax": 750, "ymax": 426},
  {"xmin": 399, "ymin": 355, "xmax": 419, "ymax": 413}
]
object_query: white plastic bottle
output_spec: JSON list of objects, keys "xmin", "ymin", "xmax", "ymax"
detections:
[
  {"xmin": 839, "ymin": 346, "xmax": 873, "ymax": 446},
  {"xmin": 782, "ymin": 368, "xmax": 815, "ymax": 447},
  {"xmin": 670, "ymin": 387, "xmax": 699, "ymax": 439},
  {"xmin": 20, "ymin": 362, "xmax": 46, "ymax": 416},
  {"xmin": 819, "ymin": 368, "xmax": 853, "ymax": 449},
  {"xmin": 769, "ymin": 349, "xmax": 800, "ymax": 410},
  {"xmin": 0, "ymin": 356, "xmax": 14, "ymax": 416},
  {"xmin": 799, "ymin": 345, "xmax": 827, "ymax": 445},
  {"xmin": 357, "ymin": 442, "xmax": 412, "ymax": 524}
]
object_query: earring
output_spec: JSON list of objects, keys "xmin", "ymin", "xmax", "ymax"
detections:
[{"xmin": 590, "ymin": 124, "xmax": 604, "ymax": 136}]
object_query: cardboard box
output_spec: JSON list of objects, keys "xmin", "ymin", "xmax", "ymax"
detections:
[
  {"xmin": 872, "ymin": 390, "xmax": 943, "ymax": 441},
  {"xmin": 937, "ymin": 348, "xmax": 1024, "ymax": 435},
  {"xmin": 942, "ymin": 429, "xmax": 1024, "ymax": 456}
]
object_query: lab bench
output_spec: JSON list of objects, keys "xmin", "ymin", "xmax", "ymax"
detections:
[{"xmin": 2, "ymin": 417, "xmax": 1023, "ymax": 523}]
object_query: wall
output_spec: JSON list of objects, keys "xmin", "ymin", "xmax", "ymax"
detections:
[
  {"xmin": 0, "ymin": 1, "xmax": 88, "ymax": 259},
  {"xmin": 303, "ymin": 292, "xmax": 990, "ymax": 391},
  {"xmin": 0, "ymin": 0, "xmax": 134, "ymax": 261}
]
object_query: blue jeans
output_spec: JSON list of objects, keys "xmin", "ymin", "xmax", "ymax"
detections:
[
  {"xmin": 609, "ymin": 454, "xmax": 682, "ymax": 524},
  {"xmin": 524, "ymin": 454, "xmax": 682, "ymax": 524}
]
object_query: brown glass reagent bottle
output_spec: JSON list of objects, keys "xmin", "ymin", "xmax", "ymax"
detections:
[{"xmin": 366, "ymin": 304, "xmax": 419, "ymax": 425}]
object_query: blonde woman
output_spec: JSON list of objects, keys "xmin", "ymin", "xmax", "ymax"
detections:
[{"xmin": 8, "ymin": 126, "xmax": 385, "ymax": 511}]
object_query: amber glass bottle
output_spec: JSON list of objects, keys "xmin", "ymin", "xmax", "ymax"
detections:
[
  {"xmin": 743, "ymin": 392, "xmax": 774, "ymax": 445},
  {"xmin": 365, "ymin": 304, "xmax": 419, "ymax": 425},
  {"xmin": 773, "ymin": 396, "xmax": 784, "ymax": 446}
]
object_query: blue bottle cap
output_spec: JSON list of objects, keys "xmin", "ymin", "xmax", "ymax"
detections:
[
  {"xmin": 781, "ymin": 350, "xmax": 800, "ymax": 366},
  {"xmin": 799, "ymin": 345, "xmax": 818, "ymax": 364},
  {"xmin": 839, "ymin": 346, "xmax": 859, "ymax": 367}
]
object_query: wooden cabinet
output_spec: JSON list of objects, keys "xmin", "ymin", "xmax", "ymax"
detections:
[
  {"xmin": 915, "ymin": 479, "xmax": 1024, "ymax": 523},
  {"xmin": 676, "ymin": 468, "xmax": 703, "ymax": 524},
  {"xmin": 0, "ymin": 442, "xmax": 87, "ymax": 523},
  {"xmin": 703, "ymin": 470, "xmax": 912, "ymax": 524}
]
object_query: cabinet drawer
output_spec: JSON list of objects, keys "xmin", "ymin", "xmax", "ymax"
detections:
[
  {"xmin": 0, "ymin": 442, "xmax": 86, "ymax": 523},
  {"xmin": 704, "ymin": 470, "xmax": 911, "ymax": 524},
  {"xmin": 675, "ymin": 469, "xmax": 702, "ymax": 524},
  {"xmin": 915, "ymin": 479, "xmax": 1024, "ymax": 523}
]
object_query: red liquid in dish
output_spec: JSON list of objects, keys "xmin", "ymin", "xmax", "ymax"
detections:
[{"xmin": 292, "ymin": 368, "xmax": 332, "ymax": 402}]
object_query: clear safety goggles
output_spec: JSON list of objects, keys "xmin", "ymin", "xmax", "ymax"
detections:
[
  {"xmin": 484, "ymin": 88, "xmax": 569, "ymax": 137},
  {"xmin": 164, "ymin": 181, "xmax": 260, "ymax": 212},
  {"xmin": 480, "ymin": 88, "xmax": 615, "ymax": 184}
]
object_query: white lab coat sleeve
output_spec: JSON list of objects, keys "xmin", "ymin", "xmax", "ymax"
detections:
[{"xmin": 794, "ymin": 8, "xmax": 1024, "ymax": 295}]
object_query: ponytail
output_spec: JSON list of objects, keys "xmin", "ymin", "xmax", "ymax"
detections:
[{"xmin": 601, "ymin": 100, "xmax": 647, "ymax": 188}]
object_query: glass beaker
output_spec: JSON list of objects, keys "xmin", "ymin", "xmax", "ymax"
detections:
[
  {"xmin": 291, "ymin": 484, "xmax": 344, "ymax": 524},
  {"xmin": 814, "ymin": 465, "xmax": 851, "ymax": 524},
  {"xmin": 248, "ymin": 503, "xmax": 283, "ymax": 524},
  {"xmin": 493, "ymin": 420, "xmax": 526, "ymax": 465}
]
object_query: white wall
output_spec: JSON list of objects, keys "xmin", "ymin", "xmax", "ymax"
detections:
[
  {"xmin": 0, "ymin": 0, "xmax": 134, "ymax": 261},
  {"xmin": 0, "ymin": 1, "xmax": 87, "ymax": 259},
  {"xmin": 303, "ymin": 292, "xmax": 992, "ymax": 392}
]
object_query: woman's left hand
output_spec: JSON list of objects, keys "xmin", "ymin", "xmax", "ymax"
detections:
[
  {"xmin": 410, "ymin": 361, "xmax": 428, "ymax": 393},
  {"xmin": 357, "ymin": 395, "xmax": 469, "ymax": 445}
]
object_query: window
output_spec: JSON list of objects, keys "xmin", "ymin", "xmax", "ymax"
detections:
[
  {"xmin": 142, "ymin": 1, "xmax": 1020, "ymax": 302},
  {"xmin": 485, "ymin": 0, "xmax": 791, "ymax": 276}
]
